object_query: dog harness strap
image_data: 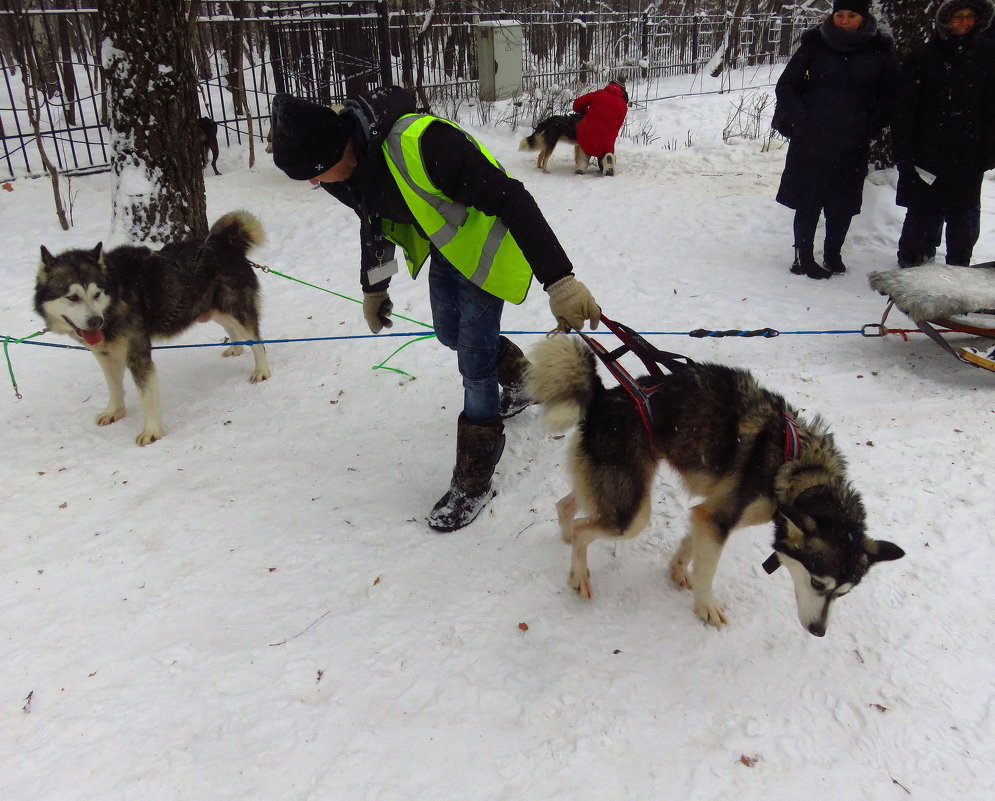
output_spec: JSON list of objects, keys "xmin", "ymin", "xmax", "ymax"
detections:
[
  {"xmin": 573, "ymin": 315, "xmax": 696, "ymax": 446},
  {"xmin": 599, "ymin": 315, "xmax": 692, "ymax": 376},
  {"xmin": 783, "ymin": 414, "xmax": 800, "ymax": 462},
  {"xmin": 765, "ymin": 415, "xmax": 802, "ymax": 576}
]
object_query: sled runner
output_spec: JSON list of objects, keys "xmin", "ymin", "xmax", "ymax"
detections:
[{"xmin": 867, "ymin": 263, "xmax": 995, "ymax": 370}]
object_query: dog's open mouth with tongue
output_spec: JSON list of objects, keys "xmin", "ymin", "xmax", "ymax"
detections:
[{"xmin": 64, "ymin": 316, "xmax": 104, "ymax": 346}]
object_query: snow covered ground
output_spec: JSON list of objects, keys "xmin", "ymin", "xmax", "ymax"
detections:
[{"xmin": 2, "ymin": 70, "xmax": 994, "ymax": 801}]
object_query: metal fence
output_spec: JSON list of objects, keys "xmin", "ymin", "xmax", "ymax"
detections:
[{"xmin": 0, "ymin": 1, "xmax": 814, "ymax": 182}]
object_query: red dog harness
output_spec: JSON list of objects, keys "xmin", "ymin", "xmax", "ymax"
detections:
[{"xmin": 573, "ymin": 314, "xmax": 695, "ymax": 443}]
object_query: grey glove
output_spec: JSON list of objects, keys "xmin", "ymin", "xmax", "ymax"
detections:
[
  {"xmin": 363, "ymin": 290, "xmax": 394, "ymax": 333},
  {"xmin": 546, "ymin": 275, "xmax": 601, "ymax": 331}
]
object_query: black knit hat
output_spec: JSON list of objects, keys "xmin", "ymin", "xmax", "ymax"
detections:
[
  {"xmin": 833, "ymin": 0, "xmax": 870, "ymax": 15},
  {"xmin": 270, "ymin": 93, "xmax": 352, "ymax": 181}
]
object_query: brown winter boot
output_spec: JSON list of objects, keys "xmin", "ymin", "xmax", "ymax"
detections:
[
  {"xmin": 497, "ymin": 336, "xmax": 533, "ymax": 419},
  {"xmin": 427, "ymin": 413, "xmax": 506, "ymax": 532}
]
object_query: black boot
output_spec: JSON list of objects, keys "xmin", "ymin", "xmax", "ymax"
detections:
[
  {"xmin": 823, "ymin": 250, "xmax": 846, "ymax": 275},
  {"xmin": 497, "ymin": 336, "xmax": 533, "ymax": 419},
  {"xmin": 427, "ymin": 413, "xmax": 506, "ymax": 532},
  {"xmin": 790, "ymin": 247, "xmax": 830, "ymax": 280}
]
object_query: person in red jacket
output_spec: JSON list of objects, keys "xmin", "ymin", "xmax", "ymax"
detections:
[{"xmin": 572, "ymin": 80, "xmax": 629, "ymax": 176}]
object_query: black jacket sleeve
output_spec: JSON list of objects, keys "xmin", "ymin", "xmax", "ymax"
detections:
[
  {"xmin": 419, "ymin": 121, "xmax": 574, "ymax": 288},
  {"xmin": 868, "ymin": 49, "xmax": 900, "ymax": 139},
  {"xmin": 891, "ymin": 51, "xmax": 923, "ymax": 165},
  {"xmin": 774, "ymin": 42, "xmax": 813, "ymax": 136}
]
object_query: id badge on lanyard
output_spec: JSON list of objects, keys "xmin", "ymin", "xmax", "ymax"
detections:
[{"xmin": 366, "ymin": 258, "xmax": 399, "ymax": 284}]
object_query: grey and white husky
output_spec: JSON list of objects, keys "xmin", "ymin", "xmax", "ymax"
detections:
[
  {"xmin": 35, "ymin": 211, "xmax": 271, "ymax": 445},
  {"xmin": 527, "ymin": 335, "xmax": 904, "ymax": 636}
]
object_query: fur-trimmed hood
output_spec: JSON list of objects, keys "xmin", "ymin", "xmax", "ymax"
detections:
[{"xmin": 935, "ymin": 0, "xmax": 993, "ymax": 39}]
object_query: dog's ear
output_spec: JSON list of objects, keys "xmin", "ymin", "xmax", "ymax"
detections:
[
  {"xmin": 91, "ymin": 242, "xmax": 104, "ymax": 266},
  {"xmin": 777, "ymin": 503, "xmax": 814, "ymax": 543},
  {"xmin": 794, "ymin": 484, "xmax": 845, "ymax": 519},
  {"xmin": 864, "ymin": 539, "xmax": 905, "ymax": 564},
  {"xmin": 39, "ymin": 245, "xmax": 56, "ymax": 269}
]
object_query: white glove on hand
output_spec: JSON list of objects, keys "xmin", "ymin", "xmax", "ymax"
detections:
[
  {"xmin": 546, "ymin": 275, "xmax": 601, "ymax": 331},
  {"xmin": 363, "ymin": 290, "xmax": 394, "ymax": 333}
]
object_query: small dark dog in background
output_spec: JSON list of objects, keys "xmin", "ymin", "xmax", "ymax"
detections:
[
  {"xmin": 197, "ymin": 116, "xmax": 221, "ymax": 175},
  {"xmin": 519, "ymin": 112, "xmax": 587, "ymax": 174}
]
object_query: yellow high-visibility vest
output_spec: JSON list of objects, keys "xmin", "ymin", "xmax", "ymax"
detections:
[{"xmin": 380, "ymin": 114, "xmax": 533, "ymax": 304}]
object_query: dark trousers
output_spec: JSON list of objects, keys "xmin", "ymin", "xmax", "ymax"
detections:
[
  {"xmin": 428, "ymin": 256, "xmax": 503, "ymax": 422},
  {"xmin": 792, "ymin": 206, "xmax": 853, "ymax": 254},
  {"xmin": 898, "ymin": 205, "xmax": 980, "ymax": 267}
]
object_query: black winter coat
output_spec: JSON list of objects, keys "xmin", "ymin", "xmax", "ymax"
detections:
[
  {"xmin": 774, "ymin": 21, "xmax": 898, "ymax": 215},
  {"xmin": 892, "ymin": 23, "xmax": 995, "ymax": 211},
  {"xmin": 322, "ymin": 86, "xmax": 574, "ymax": 294}
]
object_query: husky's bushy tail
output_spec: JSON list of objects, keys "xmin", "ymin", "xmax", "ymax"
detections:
[
  {"xmin": 525, "ymin": 336, "xmax": 602, "ymax": 431},
  {"xmin": 518, "ymin": 131, "xmax": 541, "ymax": 152},
  {"xmin": 207, "ymin": 210, "xmax": 265, "ymax": 255}
]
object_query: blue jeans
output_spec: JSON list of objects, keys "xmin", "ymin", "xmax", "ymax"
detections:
[{"xmin": 428, "ymin": 256, "xmax": 503, "ymax": 421}]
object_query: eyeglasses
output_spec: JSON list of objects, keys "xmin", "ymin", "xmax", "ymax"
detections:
[{"xmin": 951, "ymin": 12, "xmax": 977, "ymax": 21}]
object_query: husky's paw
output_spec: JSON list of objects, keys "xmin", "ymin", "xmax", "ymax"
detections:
[
  {"xmin": 250, "ymin": 367, "xmax": 272, "ymax": 383},
  {"xmin": 95, "ymin": 407, "xmax": 125, "ymax": 426},
  {"xmin": 136, "ymin": 427, "xmax": 163, "ymax": 446},
  {"xmin": 669, "ymin": 560, "xmax": 693, "ymax": 590},
  {"xmin": 569, "ymin": 569, "xmax": 592, "ymax": 599},
  {"xmin": 693, "ymin": 597, "xmax": 728, "ymax": 628},
  {"xmin": 221, "ymin": 344, "xmax": 245, "ymax": 357},
  {"xmin": 541, "ymin": 168, "xmax": 551, "ymax": 175}
]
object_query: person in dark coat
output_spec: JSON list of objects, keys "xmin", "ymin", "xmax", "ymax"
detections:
[
  {"xmin": 269, "ymin": 88, "xmax": 601, "ymax": 532},
  {"xmin": 773, "ymin": 0, "xmax": 898, "ymax": 279},
  {"xmin": 893, "ymin": 0, "xmax": 995, "ymax": 268},
  {"xmin": 572, "ymin": 80, "xmax": 629, "ymax": 176}
]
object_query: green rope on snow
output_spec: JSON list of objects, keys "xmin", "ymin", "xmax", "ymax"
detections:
[
  {"xmin": 371, "ymin": 333, "xmax": 438, "ymax": 377},
  {"xmin": 254, "ymin": 264, "xmax": 434, "ymax": 330},
  {"xmin": 253, "ymin": 263, "xmax": 438, "ymax": 374},
  {"xmin": 3, "ymin": 330, "xmax": 46, "ymax": 399}
]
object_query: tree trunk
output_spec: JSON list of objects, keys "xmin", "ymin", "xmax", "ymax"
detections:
[
  {"xmin": 97, "ymin": 0, "xmax": 207, "ymax": 243},
  {"xmin": 877, "ymin": 0, "xmax": 943, "ymax": 61}
]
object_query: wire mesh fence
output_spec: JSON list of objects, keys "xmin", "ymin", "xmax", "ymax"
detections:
[{"xmin": 0, "ymin": 1, "xmax": 816, "ymax": 181}]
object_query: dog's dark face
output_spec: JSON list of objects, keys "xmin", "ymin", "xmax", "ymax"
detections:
[
  {"xmin": 35, "ymin": 244, "xmax": 111, "ymax": 347},
  {"xmin": 773, "ymin": 485, "xmax": 904, "ymax": 636}
]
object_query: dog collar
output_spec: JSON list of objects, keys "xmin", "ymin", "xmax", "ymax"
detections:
[{"xmin": 765, "ymin": 416, "xmax": 800, "ymax": 574}]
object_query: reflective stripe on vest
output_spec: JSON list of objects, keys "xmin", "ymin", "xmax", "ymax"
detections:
[{"xmin": 382, "ymin": 114, "xmax": 533, "ymax": 305}]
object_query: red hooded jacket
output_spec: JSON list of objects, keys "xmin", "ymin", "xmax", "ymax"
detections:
[{"xmin": 572, "ymin": 82, "xmax": 629, "ymax": 158}]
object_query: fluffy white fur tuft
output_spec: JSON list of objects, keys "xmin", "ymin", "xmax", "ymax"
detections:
[
  {"xmin": 542, "ymin": 402, "xmax": 583, "ymax": 432},
  {"xmin": 525, "ymin": 336, "xmax": 597, "ymax": 431}
]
